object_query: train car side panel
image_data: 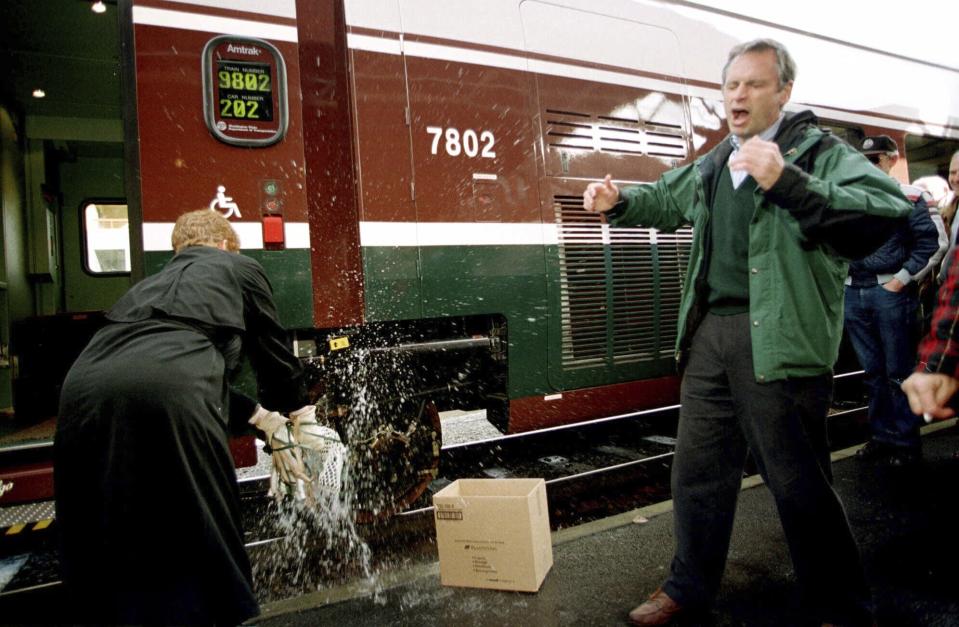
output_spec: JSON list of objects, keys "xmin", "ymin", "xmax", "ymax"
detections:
[{"xmin": 131, "ymin": 1, "xmax": 314, "ymax": 328}]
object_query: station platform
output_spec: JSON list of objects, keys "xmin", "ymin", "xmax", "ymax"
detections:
[{"xmin": 256, "ymin": 421, "xmax": 959, "ymax": 627}]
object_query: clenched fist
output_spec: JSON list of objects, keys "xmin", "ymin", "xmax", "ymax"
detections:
[{"xmin": 728, "ymin": 137, "xmax": 784, "ymax": 190}]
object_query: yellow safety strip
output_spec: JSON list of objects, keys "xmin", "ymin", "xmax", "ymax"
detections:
[{"xmin": 2, "ymin": 519, "xmax": 54, "ymax": 535}]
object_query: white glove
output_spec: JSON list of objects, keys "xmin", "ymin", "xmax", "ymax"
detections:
[
  {"xmin": 249, "ymin": 405, "xmax": 310, "ymax": 498},
  {"xmin": 290, "ymin": 405, "xmax": 346, "ymax": 495}
]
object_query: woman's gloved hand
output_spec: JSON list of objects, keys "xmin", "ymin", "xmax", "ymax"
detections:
[
  {"xmin": 289, "ymin": 404, "xmax": 346, "ymax": 494},
  {"xmin": 249, "ymin": 405, "xmax": 311, "ymax": 497}
]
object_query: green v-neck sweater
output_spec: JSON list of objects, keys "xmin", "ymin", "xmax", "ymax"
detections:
[{"xmin": 706, "ymin": 166, "xmax": 756, "ymax": 315}]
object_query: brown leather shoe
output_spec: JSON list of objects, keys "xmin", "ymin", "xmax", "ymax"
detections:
[{"xmin": 628, "ymin": 587, "xmax": 683, "ymax": 626}]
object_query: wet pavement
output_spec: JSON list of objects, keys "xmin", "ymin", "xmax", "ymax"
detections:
[{"xmin": 254, "ymin": 420, "xmax": 959, "ymax": 627}]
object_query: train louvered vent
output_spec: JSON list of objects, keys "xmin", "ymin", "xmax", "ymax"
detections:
[
  {"xmin": 545, "ymin": 109, "xmax": 687, "ymax": 159},
  {"xmin": 554, "ymin": 195, "xmax": 692, "ymax": 370}
]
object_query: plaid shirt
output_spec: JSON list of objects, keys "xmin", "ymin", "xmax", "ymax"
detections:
[{"xmin": 918, "ymin": 249, "xmax": 959, "ymax": 376}]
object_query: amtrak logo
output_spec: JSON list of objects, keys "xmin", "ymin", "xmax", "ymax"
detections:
[
  {"xmin": 0, "ymin": 480, "xmax": 13, "ymax": 500},
  {"xmin": 226, "ymin": 43, "xmax": 261, "ymax": 56}
]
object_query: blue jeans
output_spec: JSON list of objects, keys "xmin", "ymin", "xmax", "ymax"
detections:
[{"xmin": 843, "ymin": 284, "xmax": 921, "ymax": 449}]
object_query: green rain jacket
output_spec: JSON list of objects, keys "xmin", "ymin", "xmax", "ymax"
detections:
[{"xmin": 606, "ymin": 110, "xmax": 911, "ymax": 382}]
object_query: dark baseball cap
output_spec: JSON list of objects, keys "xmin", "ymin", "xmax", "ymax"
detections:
[{"xmin": 860, "ymin": 135, "xmax": 898, "ymax": 155}]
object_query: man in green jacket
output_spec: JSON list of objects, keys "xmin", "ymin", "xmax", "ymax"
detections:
[{"xmin": 584, "ymin": 39, "xmax": 910, "ymax": 626}]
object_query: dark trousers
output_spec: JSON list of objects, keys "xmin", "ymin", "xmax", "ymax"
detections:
[
  {"xmin": 844, "ymin": 284, "xmax": 922, "ymax": 449},
  {"xmin": 662, "ymin": 313, "xmax": 871, "ymax": 625}
]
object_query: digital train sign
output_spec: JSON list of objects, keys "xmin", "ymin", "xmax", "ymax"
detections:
[{"xmin": 202, "ymin": 35, "xmax": 288, "ymax": 147}]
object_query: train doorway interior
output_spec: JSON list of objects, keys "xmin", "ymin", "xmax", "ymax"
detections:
[{"xmin": 0, "ymin": 0, "xmax": 129, "ymax": 442}]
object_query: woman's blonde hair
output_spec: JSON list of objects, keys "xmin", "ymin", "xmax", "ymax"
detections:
[{"xmin": 171, "ymin": 209, "xmax": 240, "ymax": 253}]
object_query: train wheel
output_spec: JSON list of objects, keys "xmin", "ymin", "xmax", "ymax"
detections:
[{"xmin": 346, "ymin": 398, "xmax": 441, "ymax": 524}]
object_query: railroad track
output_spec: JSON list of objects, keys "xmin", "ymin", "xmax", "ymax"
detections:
[
  {"xmin": 0, "ymin": 377, "xmax": 868, "ymax": 617},
  {"xmin": 243, "ymin": 392, "xmax": 868, "ymax": 604}
]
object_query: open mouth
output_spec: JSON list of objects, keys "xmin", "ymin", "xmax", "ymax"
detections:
[{"xmin": 731, "ymin": 108, "xmax": 749, "ymax": 125}]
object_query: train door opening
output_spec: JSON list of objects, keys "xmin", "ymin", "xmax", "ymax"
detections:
[{"xmin": 0, "ymin": 0, "xmax": 129, "ymax": 449}]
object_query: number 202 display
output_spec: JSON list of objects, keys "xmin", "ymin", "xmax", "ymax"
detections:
[
  {"xmin": 217, "ymin": 60, "xmax": 274, "ymax": 121},
  {"xmin": 202, "ymin": 35, "xmax": 288, "ymax": 147}
]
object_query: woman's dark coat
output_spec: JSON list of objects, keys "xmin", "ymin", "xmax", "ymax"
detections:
[{"xmin": 54, "ymin": 245, "xmax": 306, "ymax": 625}]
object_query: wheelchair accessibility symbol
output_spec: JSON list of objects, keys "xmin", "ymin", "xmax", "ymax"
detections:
[{"xmin": 210, "ymin": 185, "xmax": 241, "ymax": 219}]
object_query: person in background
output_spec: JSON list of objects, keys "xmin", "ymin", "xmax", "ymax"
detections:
[
  {"xmin": 911, "ymin": 175, "xmax": 950, "ymax": 255},
  {"xmin": 583, "ymin": 38, "xmax": 910, "ymax": 627},
  {"xmin": 937, "ymin": 150, "xmax": 959, "ymax": 282},
  {"xmin": 54, "ymin": 209, "xmax": 313, "ymax": 625},
  {"xmin": 913, "ymin": 175, "xmax": 951, "ymax": 216},
  {"xmin": 912, "ymin": 175, "xmax": 951, "ymax": 332},
  {"xmin": 902, "ymin": 241, "xmax": 959, "ymax": 459},
  {"xmin": 844, "ymin": 135, "xmax": 945, "ymax": 468},
  {"xmin": 902, "ymin": 248, "xmax": 959, "ymax": 417}
]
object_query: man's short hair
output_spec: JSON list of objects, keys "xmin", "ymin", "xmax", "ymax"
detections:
[
  {"xmin": 172, "ymin": 209, "xmax": 240, "ymax": 253},
  {"xmin": 860, "ymin": 135, "xmax": 899, "ymax": 157},
  {"xmin": 722, "ymin": 38, "xmax": 796, "ymax": 89}
]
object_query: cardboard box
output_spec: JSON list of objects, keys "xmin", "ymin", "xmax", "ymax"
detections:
[{"xmin": 432, "ymin": 478, "xmax": 552, "ymax": 592}]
